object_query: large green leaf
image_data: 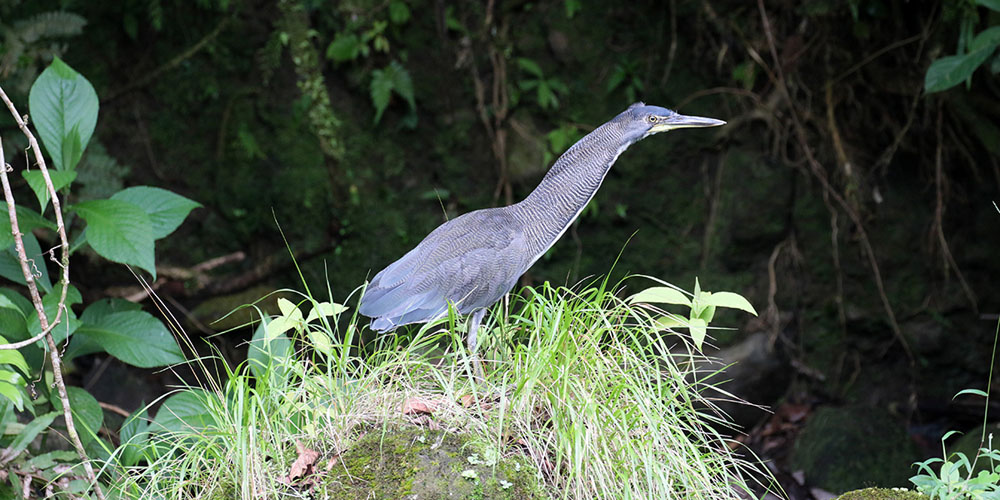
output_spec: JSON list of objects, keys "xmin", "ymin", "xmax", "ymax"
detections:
[
  {"xmin": 628, "ymin": 286, "xmax": 692, "ymax": 306},
  {"xmin": 925, "ymin": 27, "xmax": 1000, "ymax": 93},
  {"xmin": 0, "ymin": 335, "xmax": 31, "ymax": 377},
  {"xmin": 26, "ymin": 284, "xmax": 82, "ymax": 345},
  {"xmin": 119, "ymin": 406, "xmax": 152, "ymax": 467},
  {"xmin": 249, "ymin": 318, "xmax": 292, "ymax": 383},
  {"xmin": 120, "ymin": 405, "xmax": 150, "ymax": 445},
  {"xmin": 0, "ymin": 290, "xmax": 32, "ymax": 345},
  {"xmin": 111, "ymin": 186, "xmax": 201, "ymax": 239},
  {"xmin": 971, "ymin": 26, "xmax": 1000, "ymax": 52},
  {"xmin": 925, "ymin": 55, "xmax": 975, "ymax": 93},
  {"xmin": 1, "ymin": 411, "xmax": 58, "ymax": 459},
  {"xmin": 28, "ymin": 57, "xmax": 99, "ymax": 171},
  {"xmin": 0, "ymin": 378, "xmax": 28, "ymax": 412},
  {"xmin": 0, "ymin": 205, "xmax": 58, "ymax": 250},
  {"xmin": 694, "ymin": 301, "xmax": 717, "ymax": 323},
  {"xmin": 0, "ymin": 288, "xmax": 32, "ymax": 316},
  {"xmin": 152, "ymin": 389, "xmax": 217, "ymax": 433},
  {"xmin": 21, "ymin": 170, "xmax": 77, "ymax": 211},
  {"xmin": 71, "ymin": 199, "xmax": 156, "ymax": 277},
  {"xmin": 688, "ymin": 317, "xmax": 708, "ymax": 351},
  {"xmin": 978, "ymin": 0, "xmax": 1000, "ymax": 13},
  {"xmin": 702, "ymin": 291, "xmax": 758, "ymax": 316},
  {"xmin": 0, "ymin": 306, "xmax": 28, "ymax": 343},
  {"xmin": 0, "ymin": 231, "xmax": 53, "ymax": 292},
  {"xmin": 52, "ymin": 386, "xmax": 103, "ymax": 445},
  {"xmin": 73, "ymin": 310, "xmax": 183, "ymax": 368},
  {"xmin": 327, "ymin": 33, "xmax": 362, "ymax": 62},
  {"xmin": 80, "ymin": 297, "xmax": 143, "ymax": 323},
  {"xmin": 66, "ymin": 297, "xmax": 144, "ymax": 360}
]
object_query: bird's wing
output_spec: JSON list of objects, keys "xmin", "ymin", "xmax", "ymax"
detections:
[{"xmin": 360, "ymin": 208, "xmax": 530, "ymax": 330}]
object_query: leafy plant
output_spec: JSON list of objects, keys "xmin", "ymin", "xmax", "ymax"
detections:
[
  {"xmin": 370, "ymin": 60, "xmax": 416, "ymax": 125},
  {"xmin": 326, "ymin": 21, "xmax": 388, "ymax": 62},
  {"xmin": 28, "ymin": 57, "xmax": 98, "ymax": 171},
  {"xmin": 324, "ymin": 0, "xmax": 417, "ymax": 125},
  {"xmin": 628, "ymin": 277, "xmax": 758, "ymax": 350},
  {"xmin": 910, "ymin": 319, "xmax": 1000, "ymax": 499},
  {"xmin": 0, "ymin": 58, "xmax": 198, "ymax": 496},
  {"xmin": 606, "ymin": 60, "xmax": 645, "ymax": 104},
  {"xmin": 925, "ymin": 1, "xmax": 1000, "ymax": 93},
  {"xmin": 0, "ymin": 10, "xmax": 86, "ymax": 94},
  {"xmin": 106, "ymin": 276, "xmax": 771, "ymax": 499},
  {"xmin": 910, "ymin": 431, "xmax": 1000, "ymax": 499},
  {"xmin": 516, "ymin": 58, "xmax": 569, "ymax": 110}
]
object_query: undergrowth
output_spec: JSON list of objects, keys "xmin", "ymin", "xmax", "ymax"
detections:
[{"xmin": 104, "ymin": 276, "xmax": 772, "ymax": 499}]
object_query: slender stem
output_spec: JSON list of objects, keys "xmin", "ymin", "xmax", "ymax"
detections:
[{"xmin": 0, "ymin": 85, "xmax": 105, "ymax": 500}]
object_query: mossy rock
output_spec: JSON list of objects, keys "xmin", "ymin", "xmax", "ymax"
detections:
[
  {"xmin": 324, "ymin": 426, "xmax": 548, "ymax": 499},
  {"xmin": 190, "ymin": 285, "xmax": 294, "ymax": 331},
  {"xmin": 835, "ymin": 487, "xmax": 929, "ymax": 500},
  {"xmin": 791, "ymin": 406, "xmax": 918, "ymax": 493}
]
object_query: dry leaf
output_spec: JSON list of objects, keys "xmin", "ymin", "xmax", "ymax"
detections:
[
  {"xmin": 401, "ymin": 398, "xmax": 437, "ymax": 415},
  {"xmin": 286, "ymin": 440, "xmax": 320, "ymax": 483}
]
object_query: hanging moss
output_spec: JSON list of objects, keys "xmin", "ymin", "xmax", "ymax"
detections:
[{"xmin": 276, "ymin": 0, "xmax": 344, "ymax": 162}]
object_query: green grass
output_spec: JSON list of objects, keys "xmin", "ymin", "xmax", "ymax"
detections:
[{"xmin": 103, "ymin": 276, "xmax": 771, "ymax": 499}]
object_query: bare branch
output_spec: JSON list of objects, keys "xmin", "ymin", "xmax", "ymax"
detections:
[{"xmin": 0, "ymin": 85, "xmax": 105, "ymax": 500}]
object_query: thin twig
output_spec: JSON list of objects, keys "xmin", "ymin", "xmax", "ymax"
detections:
[
  {"xmin": 98, "ymin": 402, "xmax": 131, "ymax": 418},
  {"xmin": 765, "ymin": 238, "xmax": 786, "ymax": 348},
  {"xmin": 0, "ymin": 86, "xmax": 105, "ymax": 500},
  {"xmin": 932, "ymin": 103, "xmax": 978, "ymax": 312},
  {"xmin": 831, "ymin": 33, "xmax": 924, "ymax": 86},
  {"xmin": 103, "ymin": 16, "xmax": 231, "ymax": 103},
  {"xmin": 0, "ymin": 321, "xmax": 61, "ymax": 350},
  {"xmin": 699, "ymin": 153, "xmax": 726, "ymax": 269}
]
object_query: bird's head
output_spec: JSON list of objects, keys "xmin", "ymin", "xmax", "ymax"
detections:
[{"xmin": 618, "ymin": 102, "xmax": 726, "ymax": 143}]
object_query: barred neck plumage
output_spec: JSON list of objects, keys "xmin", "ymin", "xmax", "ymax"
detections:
[{"xmin": 511, "ymin": 118, "xmax": 635, "ymax": 262}]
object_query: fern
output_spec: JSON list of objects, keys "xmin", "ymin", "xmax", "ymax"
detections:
[
  {"xmin": 75, "ymin": 143, "xmax": 132, "ymax": 202},
  {"xmin": 10, "ymin": 11, "xmax": 87, "ymax": 43},
  {"xmin": 1, "ymin": 11, "xmax": 86, "ymax": 91},
  {"xmin": 255, "ymin": 30, "xmax": 284, "ymax": 84},
  {"xmin": 369, "ymin": 60, "xmax": 416, "ymax": 124}
]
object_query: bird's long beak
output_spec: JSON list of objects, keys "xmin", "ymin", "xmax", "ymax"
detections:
[{"xmin": 651, "ymin": 113, "xmax": 727, "ymax": 133}]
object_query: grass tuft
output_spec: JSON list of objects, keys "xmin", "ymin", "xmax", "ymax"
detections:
[{"xmin": 107, "ymin": 276, "xmax": 770, "ymax": 499}]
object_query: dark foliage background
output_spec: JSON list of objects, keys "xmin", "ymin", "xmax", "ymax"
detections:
[{"xmin": 2, "ymin": 0, "xmax": 999, "ymax": 493}]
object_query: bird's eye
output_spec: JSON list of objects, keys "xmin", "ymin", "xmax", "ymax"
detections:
[{"xmin": 647, "ymin": 115, "xmax": 659, "ymax": 123}]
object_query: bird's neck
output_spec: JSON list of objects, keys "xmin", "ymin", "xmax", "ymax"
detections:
[{"xmin": 514, "ymin": 122, "xmax": 633, "ymax": 260}]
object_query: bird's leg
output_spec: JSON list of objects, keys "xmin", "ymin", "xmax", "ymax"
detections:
[
  {"xmin": 467, "ymin": 308, "xmax": 486, "ymax": 354},
  {"xmin": 466, "ymin": 309, "xmax": 487, "ymax": 379}
]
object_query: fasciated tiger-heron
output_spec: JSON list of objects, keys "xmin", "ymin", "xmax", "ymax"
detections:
[{"xmin": 359, "ymin": 102, "xmax": 725, "ymax": 354}]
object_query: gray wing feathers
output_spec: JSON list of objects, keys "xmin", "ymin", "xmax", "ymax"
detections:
[{"xmin": 359, "ymin": 208, "xmax": 530, "ymax": 331}]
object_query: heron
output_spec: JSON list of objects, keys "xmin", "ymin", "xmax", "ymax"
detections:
[{"xmin": 359, "ymin": 102, "xmax": 725, "ymax": 355}]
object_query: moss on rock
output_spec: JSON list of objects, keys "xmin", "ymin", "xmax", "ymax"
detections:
[
  {"xmin": 190, "ymin": 285, "xmax": 295, "ymax": 331},
  {"xmin": 835, "ymin": 487, "xmax": 929, "ymax": 500},
  {"xmin": 791, "ymin": 406, "xmax": 918, "ymax": 493},
  {"xmin": 323, "ymin": 426, "xmax": 547, "ymax": 499}
]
